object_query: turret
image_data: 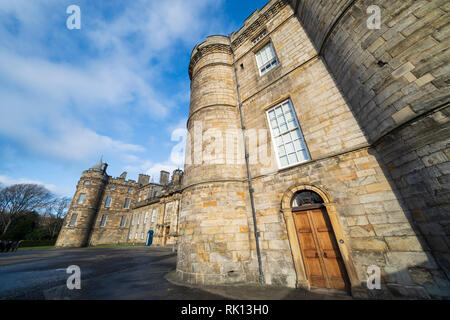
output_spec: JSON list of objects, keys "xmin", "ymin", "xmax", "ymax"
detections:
[
  {"xmin": 177, "ymin": 35, "xmax": 254, "ymax": 285},
  {"xmin": 55, "ymin": 157, "xmax": 109, "ymax": 248}
]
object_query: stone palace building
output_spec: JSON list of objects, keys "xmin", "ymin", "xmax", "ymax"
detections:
[{"xmin": 57, "ymin": 0, "xmax": 450, "ymax": 299}]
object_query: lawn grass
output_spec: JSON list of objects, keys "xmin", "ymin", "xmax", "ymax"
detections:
[
  {"xmin": 87, "ymin": 244, "xmax": 146, "ymax": 249},
  {"xmin": 18, "ymin": 246, "xmax": 54, "ymax": 250},
  {"xmin": 13, "ymin": 244, "xmax": 146, "ymax": 251}
]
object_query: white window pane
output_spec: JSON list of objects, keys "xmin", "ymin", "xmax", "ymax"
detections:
[
  {"xmin": 275, "ymin": 107, "xmax": 282, "ymax": 117},
  {"xmin": 270, "ymin": 119, "xmax": 278, "ymax": 129},
  {"xmin": 280, "ymin": 123, "xmax": 288, "ymax": 133},
  {"xmin": 261, "ymin": 47, "xmax": 269, "ymax": 63},
  {"xmin": 265, "ymin": 45, "xmax": 274, "ymax": 60},
  {"xmin": 274, "ymin": 128, "xmax": 280, "ymax": 135},
  {"xmin": 288, "ymin": 153, "xmax": 298, "ymax": 164},
  {"xmin": 275, "ymin": 136, "xmax": 283, "ymax": 146},
  {"xmin": 282, "ymin": 102, "xmax": 290, "ymax": 113},
  {"xmin": 278, "ymin": 145, "xmax": 286, "ymax": 156},
  {"xmin": 269, "ymin": 110, "xmax": 275, "ymax": 120},
  {"xmin": 287, "ymin": 120, "xmax": 296, "ymax": 130},
  {"xmin": 285, "ymin": 111, "xmax": 293, "ymax": 121},
  {"xmin": 291, "ymin": 130, "xmax": 300, "ymax": 140},
  {"xmin": 256, "ymin": 53, "xmax": 262, "ymax": 67},
  {"xmin": 293, "ymin": 139, "xmax": 302, "ymax": 151},
  {"xmin": 282, "ymin": 132, "xmax": 292, "ymax": 144},
  {"xmin": 280, "ymin": 156, "xmax": 288, "ymax": 167},
  {"xmin": 285, "ymin": 142, "xmax": 295, "ymax": 154},
  {"xmin": 297, "ymin": 150, "xmax": 309, "ymax": 162},
  {"xmin": 278, "ymin": 115, "xmax": 286, "ymax": 125}
]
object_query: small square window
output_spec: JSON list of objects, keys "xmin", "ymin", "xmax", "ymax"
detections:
[
  {"xmin": 84, "ymin": 181, "xmax": 90, "ymax": 185},
  {"xmin": 252, "ymin": 29, "xmax": 268, "ymax": 45}
]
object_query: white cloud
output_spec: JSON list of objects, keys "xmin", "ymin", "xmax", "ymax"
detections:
[
  {"xmin": 0, "ymin": 175, "xmax": 70, "ymax": 196},
  {"xmin": 123, "ymin": 119, "xmax": 187, "ymax": 181},
  {"xmin": 0, "ymin": 0, "xmax": 228, "ymax": 181}
]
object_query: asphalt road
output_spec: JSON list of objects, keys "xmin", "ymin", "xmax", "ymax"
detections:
[{"xmin": 0, "ymin": 247, "xmax": 225, "ymax": 300}]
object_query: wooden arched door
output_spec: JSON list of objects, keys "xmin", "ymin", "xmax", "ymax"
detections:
[{"xmin": 292, "ymin": 191, "xmax": 350, "ymax": 292}]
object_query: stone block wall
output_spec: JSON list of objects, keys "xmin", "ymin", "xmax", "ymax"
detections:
[
  {"xmin": 289, "ymin": 0, "xmax": 450, "ymax": 297},
  {"xmin": 177, "ymin": 181, "xmax": 259, "ymax": 285},
  {"xmin": 87, "ymin": 177, "xmax": 137, "ymax": 246}
]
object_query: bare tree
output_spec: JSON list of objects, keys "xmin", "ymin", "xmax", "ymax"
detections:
[
  {"xmin": 0, "ymin": 184, "xmax": 54, "ymax": 235},
  {"xmin": 42, "ymin": 197, "xmax": 70, "ymax": 238}
]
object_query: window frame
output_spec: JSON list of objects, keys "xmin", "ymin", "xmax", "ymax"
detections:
[
  {"xmin": 68, "ymin": 213, "xmax": 78, "ymax": 227},
  {"xmin": 77, "ymin": 193, "xmax": 85, "ymax": 205},
  {"xmin": 266, "ymin": 99, "xmax": 311, "ymax": 170},
  {"xmin": 120, "ymin": 216, "xmax": 127, "ymax": 228},
  {"xmin": 255, "ymin": 41, "xmax": 279, "ymax": 76},
  {"xmin": 104, "ymin": 196, "xmax": 112, "ymax": 208},
  {"xmin": 252, "ymin": 29, "xmax": 268, "ymax": 45},
  {"xmin": 124, "ymin": 198, "xmax": 131, "ymax": 209},
  {"xmin": 100, "ymin": 214, "xmax": 108, "ymax": 227}
]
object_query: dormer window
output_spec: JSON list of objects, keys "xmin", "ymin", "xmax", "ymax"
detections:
[{"xmin": 255, "ymin": 42, "xmax": 278, "ymax": 76}]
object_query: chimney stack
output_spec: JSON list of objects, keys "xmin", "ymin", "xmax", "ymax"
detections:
[
  {"xmin": 172, "ymin": 169, "xmax": 184, "ymax": 185},
  {"xmin": 160, "ymin": 171, "xmax": 170, "ymax": 186},
  {"xmin": 138, "ymin": 174, "xmax": 150, "ymax": 187}
]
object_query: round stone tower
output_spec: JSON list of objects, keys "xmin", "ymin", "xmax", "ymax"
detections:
[
  {"xmin": 55, "ymin": 159, "xmax": 108, "ymax": 248},
  {"xmin": 177, "ymin": 36, "xmax": 258, "ymax": 285}
]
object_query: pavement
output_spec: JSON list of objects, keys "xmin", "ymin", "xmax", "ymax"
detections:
[{"xmin": 0, "ymin": 247, "xmax": 352, "ymax": 300}]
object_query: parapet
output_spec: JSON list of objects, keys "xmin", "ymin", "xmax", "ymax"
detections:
[
  {"xmin": 230, "ymin": 0, "xmax": 288, "ymax": 48},
  {"xmin": 188, "ymin": 35, "xmax": 232, "ymax": 80}
]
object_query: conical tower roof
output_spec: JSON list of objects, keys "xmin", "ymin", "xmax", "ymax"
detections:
[{"xmin": 91, "ymin": 156, "xmax": 104, "ymax": 170}]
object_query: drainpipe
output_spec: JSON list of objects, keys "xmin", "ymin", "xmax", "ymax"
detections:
[{"xmin": 228, "ymin": 36, "xmax": 264, "ymax": 284}]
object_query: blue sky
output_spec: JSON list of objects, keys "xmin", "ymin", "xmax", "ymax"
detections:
[{"xmin": 0, "ymin": 0, "xmax": 268, "ymax": 196}]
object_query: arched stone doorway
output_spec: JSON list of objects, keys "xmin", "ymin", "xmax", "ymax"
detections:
[{"xmin": 281, "ymin": 185, "xmax": 363, "ymax": 296}]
